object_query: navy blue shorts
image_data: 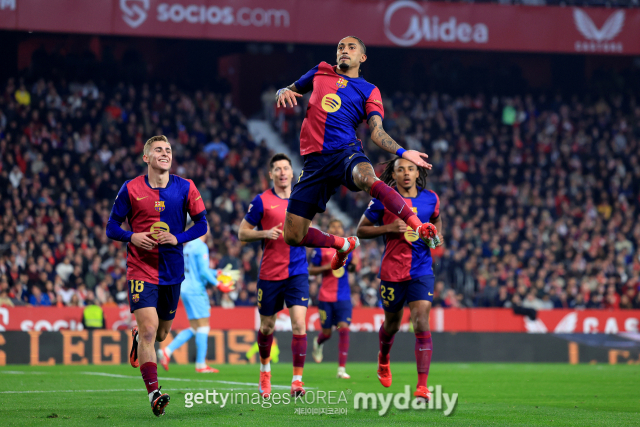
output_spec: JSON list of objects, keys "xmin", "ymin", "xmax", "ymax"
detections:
[
  {"xmin": 257, "ymin": 274, "xmax": 310, "ymax": 316},
  {"xmin": 318, "ymin": 300, "xmax": 352, "ymax": 329},
  {"xmin": 288, "ymin": 147, "xmax": 371, "ymax": 220},
  {"xmin": 128, "ymin": 279, "xmax": 181, "ymax": 321},
  {"xmin": 379, "ymin": 275, "xmax": 435, "ymax": 313}
]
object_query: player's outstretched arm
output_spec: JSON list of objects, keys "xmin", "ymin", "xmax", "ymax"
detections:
[
  {"xmin": 275, "ymin": 83, "xmax": 305, "ymax": 108},
  {"xmin": 238, "ymin": 219, "xmax": 282, "ymax": 242},
  {"xmin": 356, "ymin": 215, "xmax": 407, "ymax": 239},
  {"xmin": 367, "ymin": 115, "xmax": 432, "ymax": 170}
]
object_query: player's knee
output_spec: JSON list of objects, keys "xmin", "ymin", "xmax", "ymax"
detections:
[
  {"xmin": 383, "ymin": 320, "xmax": 400, "ymax": 335},
  {"xmin": 322, "ymin": 328, "xmax": 332, "ymax": 338},
  {"xmin": 413, "ymin": 316, "xmax": 430, "ymax": 333},
  {"xmin": 291, "ymin": 319, "xmax": 306, "ymax": 335},
  {"xmin": 353, "ymin": 170, "xmax": 378, "ymax": 193},
  {"xmin": 139, "ymin": 324, "xmax": 158, "ymax": 343},
  {"xmin": 283, "ymin": 228, "xmax": 302, "ymax": 246},
  {"xmin": 260, "ymin": 319, "xmax": 275, "ymax": 335},
  {"xmin": 155, "ymin": 329, "xmax": 169, "ymax": 342}
]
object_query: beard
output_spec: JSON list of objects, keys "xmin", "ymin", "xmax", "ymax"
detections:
[{"xmin": 338, "ymin": 62, "xmax": 349, "ymax": 70}]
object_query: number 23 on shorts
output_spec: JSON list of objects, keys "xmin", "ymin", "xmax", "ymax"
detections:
[{"xmin": 380, "ymin": 285, "xmax": 395, "ymax": 301}]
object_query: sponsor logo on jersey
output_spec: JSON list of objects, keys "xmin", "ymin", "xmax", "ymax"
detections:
[
  {"xmin": 155, "ymin": 201, "xmax": 166, "ymax": 212},
  {"xmin": 150, "ymin": 221, "xmax": 170, "ymax": 239},
  {"xmin": 405, "ymin": 226, "xmax": 420, "ymax": 243},
  {"xmin": 321, "ymin": 94, "xmax": 342, "ymax": 113},
  {"xmin": 332, "ymin": 267, "xmax": 345, "ymax": 278}
]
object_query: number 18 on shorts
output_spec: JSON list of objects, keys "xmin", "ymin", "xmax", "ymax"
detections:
[{"xmin": 128, "ymin": 279, "xmax": 182, "ymax": 320}]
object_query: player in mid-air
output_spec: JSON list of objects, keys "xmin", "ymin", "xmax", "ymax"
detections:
[
  {"xmin": 275, "ymin": 36, "xmax": 437, "ymax": 271},
  {"xmin": 106, "ymin": 135, "xmax": 208, "ymax": 416},
  {"xmin": 157, "ymin": 226, "xmax": 239, "ymax": 373},
  {"xmin": 238, "ymin": 153, "xmax": 310, "ymax": 397},
  {"xmin": 309, "ymin": 219, "xmax": 354, "ymax": 379},
  {"xmin": 356, "ymin": 157, "xmax": 443, "ymax": 402}
]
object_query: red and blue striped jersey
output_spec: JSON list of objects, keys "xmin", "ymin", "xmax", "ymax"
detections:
[
  {"xmin": 295, "ymin": 62, "xmax": 384, "ymax": 155},
  {"xmin": 311, "ymin": 248, "xmax": 352, "ymax": 302},
  {"xmin": 245, "ymin": 189, "xmax": 308, "ymax": 281},
  {"xmin": 109, "ymin": 175, "xmax": 206, "ymax": 285},
  {"xmin": 364, "ymin": 188, "xmax": 440, "ymax": 282}
]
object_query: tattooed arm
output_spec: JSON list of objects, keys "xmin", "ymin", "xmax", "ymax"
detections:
[
  {"xmin": 367, "ymin": 115, "xmax": 433, "ymax": 170},
  {"xmin": 367, "ymin": 115, "xmax": 402, "ymax": 153}
]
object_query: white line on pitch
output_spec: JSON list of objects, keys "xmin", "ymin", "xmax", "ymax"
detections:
[{"xmin": 80, "ymin": 372, "xmax": 303, "ymax": 389}]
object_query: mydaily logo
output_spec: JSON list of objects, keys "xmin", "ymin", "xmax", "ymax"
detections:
[{"xmin": 354, "ymin": 385, "xmax": 458, "ymax": 416}]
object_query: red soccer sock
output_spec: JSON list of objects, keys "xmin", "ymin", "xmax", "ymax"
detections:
[
  {"xmin": 299, "ymin": 227, "xmax": 345, "ymax": 250},
  {"xmin": 257, "ymin": 330, "xmax": 273, "ymax": 364},
  {"xmin": 140, "ymin": 362, "xmax": 159, "ymax": 394},
  {"xmin": 370, "ymin": 180, "xmax": 422, "ymax": 231},
  {"xmin": 338, "ymin": 328, "xmax": 350, "ymax": 368},
  {"xmin": 378, "ymin": 325, "xmax": 395, "ymax": 364},
  {"xmin": 415, "ymin": 331, "xmax": 433, "ymax": 388},
  {"xmin": 316, "ymin": 331, "xmax": 330, "ymax": 345},
  {"xmin": 292, "ymin": 334, "xmax": 307, "ymax": 376}
]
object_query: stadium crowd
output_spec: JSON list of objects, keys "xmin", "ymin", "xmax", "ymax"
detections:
[
  {"xmin": 1, "ymin": 72, "xmax": 639, "ymax": 313},
  {"xmin": 270, "ymin": 87, "xmax": 640, "ymax": 311}
]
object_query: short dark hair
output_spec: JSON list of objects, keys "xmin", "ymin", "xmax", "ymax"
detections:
[
  {"xmin": 344, "ymin": 35, "xmax": 366, "ymax": 54},
  {"xmin": 269, "ymin": 153, "xmax": 292, "ymax": 170}
]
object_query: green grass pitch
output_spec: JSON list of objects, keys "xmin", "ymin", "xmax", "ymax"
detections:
[{"xmin": 0, "ymin": 362, "xmax": 638, "ymax": 426}]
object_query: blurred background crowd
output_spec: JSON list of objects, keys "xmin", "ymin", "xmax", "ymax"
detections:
[{"xmin": 1, "ymin": 57, "xmax": 640, "ymax": 313}]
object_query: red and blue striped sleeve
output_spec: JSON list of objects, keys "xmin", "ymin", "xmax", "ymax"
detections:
[
  {"xmin": 365, "ymin": 86, "xmax": 384, "ymax": 122},
  {"xmin": 430, "ymin": 191, "xmax": 440, "ymax": 221},
  {"xmin": 244, "ymin": 194, "xmax": 264, "ymax": 226},
  {"xmin": 106, "ymin": 182, "xmax": 133, "ymax": 242},
  {"xmin": 294, "ymin": 64, "xmax": 320, "ymax": 92},
  {"xmin": 311, "ymin": 249, "xmax": 323, "ymax": 266},
  {"xmin": 186, "ymin": 179, "xmax": 206, "ymax": 221},
  {"xmin": 364, "ymin": 198, "xmax": 385, "ymax": 225}
]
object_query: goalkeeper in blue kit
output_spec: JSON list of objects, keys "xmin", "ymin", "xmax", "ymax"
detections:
[{"xmin": 157, "ymin": 228, "xmax": 239, "ymax": 372}]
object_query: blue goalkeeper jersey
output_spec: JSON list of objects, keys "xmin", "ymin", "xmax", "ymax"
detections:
[{"xmin": 181, "ymin": 239, "xmax": 218, "ymax": 294}]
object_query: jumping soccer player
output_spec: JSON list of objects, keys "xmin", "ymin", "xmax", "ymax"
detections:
[
  {"xmin": 157, "ymin": 227, "xmax": 239, "ymax": 373},
  {"xmin": 276, "ymin": 36, "xmax": 437, "ymax": 271},
  {"xmin": 309, "ymin": 219, "xmax": 353, "ymax": 379},
  {"xmin": 356, "ymin": 157, "xmax": 443, "ymax": 402},
  {"xmin": 106, "ymin": 135, "xmax": 208, "ymax": 416},
  {"xmin": 238, "ymin": 153, "xmax": 309, "ymax": 398}
]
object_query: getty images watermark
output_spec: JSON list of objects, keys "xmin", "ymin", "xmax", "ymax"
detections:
[{"xmin": 184, "ymin": 385, "xmax": 457, "ymax": 416}]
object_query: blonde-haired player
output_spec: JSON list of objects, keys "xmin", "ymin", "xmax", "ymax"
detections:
[{"xmin": 107, "ymin": 135, "xmax": 209, "ymax": 416}]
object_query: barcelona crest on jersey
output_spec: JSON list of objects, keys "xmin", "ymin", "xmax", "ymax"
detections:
[
  {"xmin": 336, "ymin": 78, "xmax": 348, "ymax": 89},
  {"xmin": 155, "ymin": 201, "xmax": 165, "ymax": 212}
]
